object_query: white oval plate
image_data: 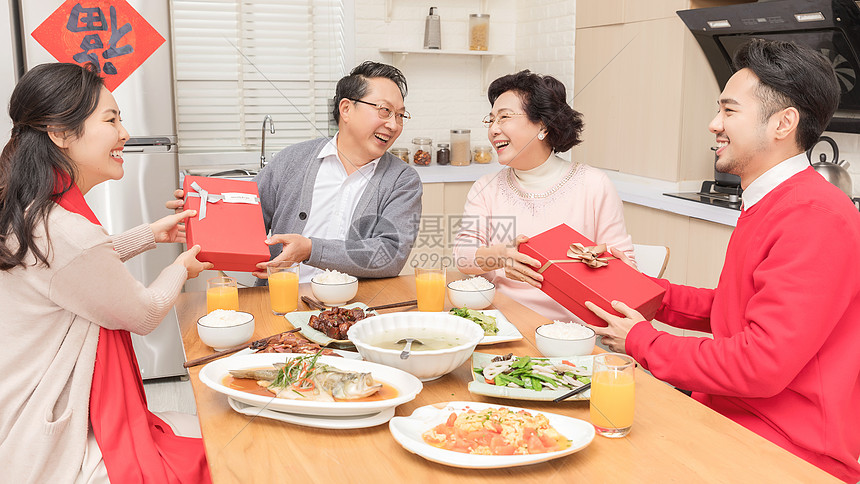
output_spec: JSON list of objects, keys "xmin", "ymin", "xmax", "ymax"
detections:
[
  {"xmin": 199, "ymin": 353, "xmax": 422, "ymax": 416},
  {"xmin": 228, "ymin": 398, "xmax": 395, "ymax": 429},
  {"xmin": 389, "ymin": 401, "xmax": 595, "ymax": 469}
]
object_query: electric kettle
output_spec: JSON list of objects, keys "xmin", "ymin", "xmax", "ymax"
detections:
[{"xmin": 807, "ymin": 136, "xmax": 853, "ymax": 198}]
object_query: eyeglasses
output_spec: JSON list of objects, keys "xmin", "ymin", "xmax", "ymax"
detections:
[
  {"xmin": 482, "ymin": 113, "xmax": 527, "ymax": 128},
  {"xmin": 349, "ymin": 98, "xmax": 411, "ymax": 125}
]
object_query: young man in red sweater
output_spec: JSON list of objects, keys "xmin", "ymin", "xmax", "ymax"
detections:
[{"xmin": 586, "ymin": 39, "xmax": 860, "ymax": 482}]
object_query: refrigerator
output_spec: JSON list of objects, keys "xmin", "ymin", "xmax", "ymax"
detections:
[{"xmin": 18, "ymin": 0, "xmax": 187, "ymax": 379}]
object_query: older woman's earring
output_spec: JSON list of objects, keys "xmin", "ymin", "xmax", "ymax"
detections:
[{"xmin": 537, "ymin": 131, "xmax": 546, "ymax": 141}]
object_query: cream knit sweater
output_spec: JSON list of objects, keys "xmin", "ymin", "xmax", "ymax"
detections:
[{"xmin": 0, "ymin": 205, "xmax": 187, "ymax": 483}]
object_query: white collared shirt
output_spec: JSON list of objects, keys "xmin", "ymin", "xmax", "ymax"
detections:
[
  {"xmin": 741, "ymin": 153, "xmax": 809, "ymax": 210},
  {"xmin": 300, "ymin": 132, "xmax": 380, "ymax": 283}
]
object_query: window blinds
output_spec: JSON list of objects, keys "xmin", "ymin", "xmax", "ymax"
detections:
[{"xmin": 170, "ymin": 0, "xmax": 346, "ymax": 153}]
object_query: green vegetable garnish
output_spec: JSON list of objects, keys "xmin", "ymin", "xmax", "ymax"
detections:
[{"xmin": 449, "ymin": 307, "xmax": 499, "ymax": 335}]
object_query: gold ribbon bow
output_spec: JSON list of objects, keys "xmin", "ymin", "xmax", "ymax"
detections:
[{"xmin": 537, "ymin": 243, "xmax": 616, "ymax": 273}]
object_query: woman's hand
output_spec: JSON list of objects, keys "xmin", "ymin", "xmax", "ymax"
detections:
[
  {"xmin": 150, "ymin": 209, "xmax": 196, "ymax": 243},
  {"xmin": 252, "ymin": 234, "xmax": 311, "ymax": 279},
  {"xmin": 502, "ymin": 235, "xmax": 544, "ymax": 288},
  {"xmin": 166, "ymin": 188, "xmax": 185, "ymax": 213},
  {"xmin": 173, "ymin": 245, "xmax": 214, "ymax": 279},
  {"xmin": 585, "ymin": 300, "xmax": 645, "ymax": 354}
]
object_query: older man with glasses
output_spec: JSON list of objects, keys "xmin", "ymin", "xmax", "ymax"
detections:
[{"xmin": 244, "ymin": 61, "xmax": 421, "ymax": 283}]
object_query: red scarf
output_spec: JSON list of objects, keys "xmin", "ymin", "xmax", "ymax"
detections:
[{"xmin": 54, "ymin": 178, "xmax": 211, "ymax": 483}]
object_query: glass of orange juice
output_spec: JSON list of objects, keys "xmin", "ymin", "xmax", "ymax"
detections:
[
  {"xmin": 267, "ymin": 262, "xmax": 300, "ymax": 315},
  {"xmin": 206, "ymin": 276, "xmax": 239, "ymax": 313},
  {"xmin": 590, "ymin": 352, "xmax": 636, "ymax": 438},
  {"xmin": 415, "ymin": 267, "xmax": 446, "ymax": 312}
]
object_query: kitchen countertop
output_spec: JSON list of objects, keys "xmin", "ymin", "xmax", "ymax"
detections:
[{"xmin": 603, "ymin": 170, "xmax": 741, "ymax": 227}]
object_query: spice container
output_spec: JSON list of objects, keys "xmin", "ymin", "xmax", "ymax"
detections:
[
  {"xmin": 436, "ymin": 143, "xmax": 450, "ymax": 165},
  {"xmin": 390, "ymin": 147, "xmax": 410, "ymax": 164},
  {"xmin": 469, "ymin": 14, "xmax": 490, "ymax": 51},
  {"xmin": 412, "ymin": 137, "xmax": 433, "ymax": 166},
  {"xmin": 450, "ymin": 129, "xmax": 471, "ymax": 166},
  {"xmin": 473, "ymin": 145, "xmax": 493, "ymax": 164}
]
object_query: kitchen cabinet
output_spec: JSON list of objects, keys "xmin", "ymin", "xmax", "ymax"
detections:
[
  {"xmin": 401, "ymin": 181, "xmax": 473, "ymax": 275},
  {"xmin": 623, "ymin": 201, "xmax": 731, "ymax": 338},
  {"xmin": 572, "ymin": 0, "xmax": 752, "ymax": 183},
  {"xmin": 623, "ymin": 202, "xmax": 731, "ymax": 289}
]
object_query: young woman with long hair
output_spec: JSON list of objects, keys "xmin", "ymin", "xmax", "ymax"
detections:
[{"xmin": 0, "ymin": 63, "xmax": 213, "ymax": 483}]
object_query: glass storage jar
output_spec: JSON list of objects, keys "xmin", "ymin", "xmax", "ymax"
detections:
[
  {"xmin": 436, "ymin": 143, "xmax": 450, "ymax": 165},
  {"xmin": 473, "ymin": 145, "xmax": 493, "ymax": 164},
  {"xmin": 390, "ymin": 147, "xmax": 410, "ymax": 164},
  {"xmin": 412, "ymin": 137, "xmax": 433, "ymax": 166},
  {"xmin": 450, "ymin": 129, "xmax": 471, "ymax": 166},
  {"xmin": 469, "ymin": 14, "xmax": 490, "ymax": 51}
]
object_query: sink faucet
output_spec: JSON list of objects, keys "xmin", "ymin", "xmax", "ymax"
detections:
[{"xmin": 261, "ymin": 115, "xmax": 275, "ymax": 168}]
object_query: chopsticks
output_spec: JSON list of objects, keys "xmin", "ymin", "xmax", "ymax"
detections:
[
  {"xmin": 367, "ymin": 300, "xmax": 417, "ymax": 312},
  {"xmin": 300, "ymin": 295, "xmax": 418, "ymax": 313},
  {"xmin": 301, "ymin": 295, "xmax": 328, "ymax": 311},
  {"xmin": 553, "ymin": 382, "xmax": 592, "ymax": 402},
  {"xmin": 183, "ymin": 328, "xmax": 301, "ymax": 368}
]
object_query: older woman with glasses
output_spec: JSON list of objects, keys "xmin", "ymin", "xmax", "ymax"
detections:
[{"xmin": 453, "ymin": 70, "xmax": 634, "ymax": 323}]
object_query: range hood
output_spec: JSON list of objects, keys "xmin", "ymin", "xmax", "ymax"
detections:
[{"xmin": 678, "ymin": 0, "xmax": 860, "ymax": 133}]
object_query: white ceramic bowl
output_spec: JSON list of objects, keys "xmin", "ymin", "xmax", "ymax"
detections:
[
  {"xmin": 446, "ymin": 280, "xmax": 496, "ymax": 310},
  {"xmin": 534, "ymin": 323, "xmax": 596, "ymax": 357},
  {"xmin": 347, "ymin": 312, "xmax": 484, "ymax": 381},
  {"xmin": 197, "ymin": 311, "xmax": 255, "ymax": 350},
  {"xmin": 311, "ymin": 276, "xmax": 359, "ymax": 306}
]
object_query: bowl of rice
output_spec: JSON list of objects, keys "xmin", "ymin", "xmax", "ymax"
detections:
[
  {"xmin": 311, "ymin": 270, "xmax": 359, "ymax": 306},
  {"xmin": 447, "ymin": 276, "xmax": 496, "ymax": 310},
  {"xmin": 197, "ymin": 310, "xmax": 255, "ymax": 350},
  {"xmin": 535, "ymin": 320, "xmax": 596, "ymax": 357}
]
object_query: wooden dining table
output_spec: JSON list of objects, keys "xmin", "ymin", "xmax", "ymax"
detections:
[{"xmin": 176, "ymin": 275, "xmax": 838, "ymax": 483}]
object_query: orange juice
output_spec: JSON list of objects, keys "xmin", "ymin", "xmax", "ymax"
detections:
[
  {"xmin": 590, "ymin": 370, "xmax": 635, "ymax": 432},
  {"xmin": 206, "ymin": 285, "xmax": 239, "ymax": 313},
  {"xmin": 416, "ymin": 271, "xmax": 445, "ymax": 311},
  {"xmin": 269, "ymin": 270, "xmax": 299, "ymax": 314}
]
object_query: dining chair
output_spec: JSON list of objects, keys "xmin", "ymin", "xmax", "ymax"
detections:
[{"xmin": 632, "ymin": 244, "xmax": 670, "ymax": 278}]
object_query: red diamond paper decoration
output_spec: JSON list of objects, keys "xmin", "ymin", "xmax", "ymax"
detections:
[{"xmin": 30, "ymin": 0, "xmax": 165, "ymax": 92}]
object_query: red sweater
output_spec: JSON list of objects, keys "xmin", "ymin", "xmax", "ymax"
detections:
[{"xmin": 627, "ymin": 168, "xmax": 860, "ymax": 482}]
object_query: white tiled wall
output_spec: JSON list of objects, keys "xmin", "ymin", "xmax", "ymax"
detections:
[{"xmin": 353, "ymin": 0, "xmax": 577, "ymax": 161}]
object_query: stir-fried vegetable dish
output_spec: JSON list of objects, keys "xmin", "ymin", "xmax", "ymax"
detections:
[{"xmin": 473, "ymin": 354, "xmax": 590, "ymax": 391}]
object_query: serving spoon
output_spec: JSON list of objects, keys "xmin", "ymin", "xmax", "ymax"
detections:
[{"xmin": 398, "ymin": 337, "xmax": 424, "ymax": 359}]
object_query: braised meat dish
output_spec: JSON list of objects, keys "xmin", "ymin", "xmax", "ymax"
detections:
[{"xmin": 308, "ymin": 307, "xmax": 368, "ymax": 340}]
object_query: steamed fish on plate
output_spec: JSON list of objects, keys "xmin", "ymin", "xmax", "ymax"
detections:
[{"xmin": 229, "ymin": 352, "xmax": 381, "ymax": 402}]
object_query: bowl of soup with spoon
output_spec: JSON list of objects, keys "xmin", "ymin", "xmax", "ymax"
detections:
[{"xmin": 347, "ymin": 312, "xmax": 484, "ymax": 381}]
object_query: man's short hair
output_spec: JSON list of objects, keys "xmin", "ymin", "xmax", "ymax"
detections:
[
  {"xmin": 331, "ymin": 62, "xmax": 408, "ymax": 124},
  {"xmin": 732, "ymin": 38, "xmax": 840, "ymax": 151}
]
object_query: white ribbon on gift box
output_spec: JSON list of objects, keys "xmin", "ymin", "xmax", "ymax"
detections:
[{"xmin": 185, "ymin": 181, "xmax": 260, "ymax": 220}]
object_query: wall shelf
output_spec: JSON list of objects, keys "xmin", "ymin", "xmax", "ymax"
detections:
[
  {"xmin": 379, "ymin": 48, "xmax": 510, "ymax": 57},
  {"xmin": 379, "ymin": 49, "xmax": 512, "ymax": 87}
]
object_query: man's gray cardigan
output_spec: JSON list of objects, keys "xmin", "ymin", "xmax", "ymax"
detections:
[{"xmin": 255, "ymin": 137, "xmax": 422, "ymax": 278}]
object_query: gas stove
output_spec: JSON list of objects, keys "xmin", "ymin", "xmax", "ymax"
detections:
[{"xmin": 665, "ymin": 181, "xmax": 742, "ymax": 210}]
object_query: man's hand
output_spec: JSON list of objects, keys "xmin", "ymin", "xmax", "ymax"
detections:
[
  {"xmin": 252, "ymin": 234, "xmax": 312, "ymax": 278},
  {"xmin": 150, "ymin": 209, "xmax": 196, "ymax": 243},
  {"xmin": 585, "ymin": 300, "xmax": 646, "ymax": 354}
]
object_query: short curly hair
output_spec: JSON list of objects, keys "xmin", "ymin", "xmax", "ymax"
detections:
[{"xmin": 487, "ymin": 70, "xmax": 584, "ymax": 153}]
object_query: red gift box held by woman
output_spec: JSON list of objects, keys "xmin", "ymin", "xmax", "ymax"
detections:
[{"xmin": 518, "ymin": 224, "xmax": 665, "ymax": 327}]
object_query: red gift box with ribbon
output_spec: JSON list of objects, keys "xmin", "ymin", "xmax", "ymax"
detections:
[
  {"xmin": 518, "ymin": 224, "xmax": 665, "ymax": 327},
  {"xmin": 182, "ymin": 176, "xmax": 270, "ymax": 272}
]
